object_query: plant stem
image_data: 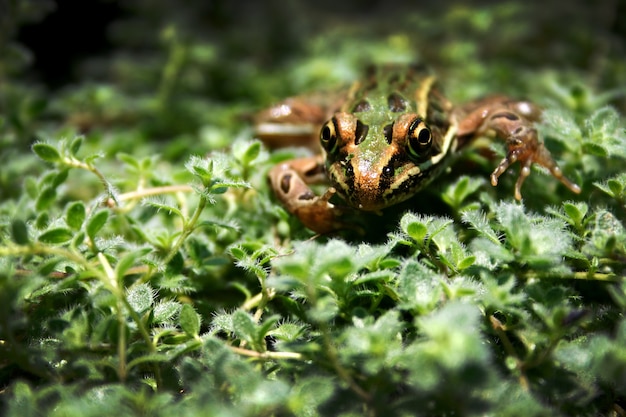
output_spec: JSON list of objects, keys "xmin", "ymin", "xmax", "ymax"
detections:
[{"xmin": 161, "ymin": 193, "xmax": 208, "ymax": 266}]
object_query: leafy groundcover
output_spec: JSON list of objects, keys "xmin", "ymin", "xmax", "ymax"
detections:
[{"xmin": 1, "ymin": 1, "xmax": 626, "ymax": 416}]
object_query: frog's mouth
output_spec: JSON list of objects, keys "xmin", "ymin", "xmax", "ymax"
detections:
[{"xmin": 342, "ymin": 176, "xmax": 390, "ymax": 212}]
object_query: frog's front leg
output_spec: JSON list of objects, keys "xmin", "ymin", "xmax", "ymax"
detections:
[
  {"xmin": 269, "ymin": 156, "xmax": 348, "ymax": 234},
  {"xmin": 456, "ymin": 97, "xmax": 581, "ymax": 200}
]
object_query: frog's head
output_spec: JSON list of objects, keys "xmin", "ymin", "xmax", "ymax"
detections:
[{"xmin": 321, "ymin": 112, "xmax": 441, "ymax": 210}]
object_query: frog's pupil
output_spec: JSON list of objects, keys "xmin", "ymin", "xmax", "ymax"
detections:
[
  {"xmin": 418, "ymin": 128, "xmax": 431, "ymax": 145},
  {"xmin": 321, "ymin": 123, "xmax": 337, "ymax": 152},
  {"xmin": 321, "ymin": 125, "xmax": 331, "ymax": 141},
  {"xmin": 407, "ymin": 122, "xmax": 432, "ymax": 161},
  {"xmin": 382, "ymin": 166, "xmax": 394, "ymax": 177}
]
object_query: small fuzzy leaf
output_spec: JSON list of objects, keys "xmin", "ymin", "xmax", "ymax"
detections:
[
  {"xmin": 594, "ymin": 173, "xmax": 626, "ymax": 199},
  {"xmin": 11, "ymin": 219, "xmax": 30, "ymax": 245},
  {"xmin": 117, "ymin": 152, "xmax": 140, "ymax": 169},
  {"xmin": 35, "ymin": 212, "xmax": 49, "ymax": 230},
  {"xmin": 234, "ymin": 140, "xmax": 262, "ymax": 166},
  {"xmin": 407, "ymin": 222, "xmax": 428, "ymax": 242},
  {"xmin": 115, "ymin": 248, "xmax": 151, "ymax": 278},
  {"xmin": 179, "ymin": 304, "xmax": 201, "ymax": 337},
  {"xmin": 38, "ymin": 227, "xmax": 74, "ymax": 244},
  {"xmin": 153, "ymin": 301, "xmax": 181, "ymax": 324},
  {"xmin": 69, "ymin": 136, "xmax": 83, "ymax": 156},
  {"xmin": 35, "ymin": 186, "xmax": 56, "ymax": 211},
  {"xmin": 608, "ymin": 179, "xmax": 624, "ymax": 198},
  {"xmin": 442, "ymin": 176, "xmax": 484, "ymax": 210},
  {"xmin": 127, "ymin": 283, "xmax": 154, "ymax": 314},
  {"xmin": 457, "ymin": 255, "xmax": 476, "ymax": 270},
  {"xmin": 86, "ymin": 210, "xmax": 110, "ymax": 240},
  {"xmin": 32, "ymin": 143, "xmax": 61, "ymax": 163},
  {"xmin": 581, "ymin": 142, "xmax": 608, "ymax": 157},
  {"xmin": 51, "ymin": 169, "xmax": 69, "ymax": 188},
  {"xmin": 462, "ymin": 210, "xmax": 501, "ymax": 244},
  {"xmin": 563, "ymin": 202, "xmax": 587, "ymax": 226},
  {"xmin": 144, "ymin": 199, "xmax": 184, "ymax": 220},
  {"xmin": 232, "ymin": 310, "xmax": 257, "ymax": 345},
  {"xmin": 66, "ymin": 202, "xmax": 86, "ymax": 230}
]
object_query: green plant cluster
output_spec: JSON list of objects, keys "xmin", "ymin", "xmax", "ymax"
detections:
[{"xmin": 1, "ymin": 1, "xmax": 626, "ymax": 416}]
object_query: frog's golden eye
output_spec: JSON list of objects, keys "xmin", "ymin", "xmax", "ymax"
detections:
[
  {"xmin": 406, "ymin": 117, "xmax": 432, "ymax": 161},
  {"xmin": 320, "ymin": 119, "xmax": 338, "ymax": 153}
]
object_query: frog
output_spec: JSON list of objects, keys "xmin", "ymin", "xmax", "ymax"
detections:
[{"xmin": 255, "ymin": 64, "xmax": 581, "ymax": 234}]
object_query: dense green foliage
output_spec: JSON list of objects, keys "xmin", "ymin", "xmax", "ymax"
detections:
[{"xmin": 1, "ymin": 1, "xmax": 626, "ymax": 415}]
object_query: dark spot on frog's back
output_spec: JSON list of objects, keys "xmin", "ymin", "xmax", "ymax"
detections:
[
  {"xmin": 387, "ymin": 92, "xmax": 408, "ymax": 112},
  {"xmin": 352, "ymin": 100, "xmax": 372, "ymax": 113}
]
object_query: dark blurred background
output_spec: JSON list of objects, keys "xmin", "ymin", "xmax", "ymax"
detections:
[{"xmin": 3, "ymin": 0, "xmax": 625, "ymax": 91}]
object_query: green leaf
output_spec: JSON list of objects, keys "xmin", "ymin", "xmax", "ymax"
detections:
[
  {"xmin": 35, "ymin": 186, "xmax": 56, "ymax": 211},
  {"xmin": 71, "ymin": 230, "xmax": 86, "ymax": 249},
  {"xmin": 115, "ymin": 248, "xmax": 151, "ymax": 278},
  {"xmin": 153, "ymin": 301, "xmax": 181, "ymax": 325},
  {"xmin": 32, "ymin": 142, "xmax": 61, "ymax": 163},
  {"xmin": 38, "ymin": 227, "xmax": 74, "ymax": 244},
  {"xmin": 51, "ymin": 169, "xmax": 69, "ymax": 188},
  {"xmin": 398, "ymin": 260, "xmax": 444, "ymax": 313},
  {"xmin": 66, "ymin": 202, "xmax": 86, "ymax": 230},
  {"xmin": 35, "ymin": 212, "xmax": 49, "ymax": 230},
  {"xmin": 581, "ymin": 141, "xmax": 608, "ymax": 157},
  {"xmin": 406, "ymin": 221, "xmax": 428, "ymax": 242},
  {"xmin": 210, "ymin": 180, "xmax": 250, "ymax": 193},
  {"xmin": 144, "ymin": 198, "xmax": 184, "ymax": 220},
  {"xmin": 179, "ymin": 304, "xmax": 201, "ymax": 337},
  {"xmin": 127, "ymin": 353, "xmax": 179, "ymax": 370},
  {"xmin": 117, "ymin": 152, "xmax": 140, "ymax": 169},
  {"xmin": 86, "ymin": 210, "xmax": 110, "ymax": 240},
  {"xmin": 457, "ymin": 255, "xmax": 476, "ymax": 270},
  {"xmin": 127, "ymin": 283, "xmax": 154, "ymax": 314},
  {"xmin": 271, "ymin": 321, "xmax": 307, "ymax": 342},
  {"xmin": 289, "ymin": 377, "xmax": 336, "ymax": 416},
  {"xmin": 442, "ymin": 176, "xmax": 485, "ymax": 210},
  {"xmin": 585, "ymin": 210, "xmax": 626, "ymax": 256},
  {"xmin": 11, "ymin": 219, "xmax": 30, "ymax": 245},
  {"xmin": 232, "ymin": 309, "xmax": 257, "ymax": 345},
  {"xmin": 256, "ymin": 315, "xmax": 280, "ymax": 341},
  {"xmin": 584, "ymin": 106, "xmax": 626, "ymax": 158},
  {"xmin": 594, "ymin": 173, "xmax": 626, "ymax": 199},
  {"xmin": 462, "ymin": 210, "xmax": 501, "ymax": 244},
  {"xmin": 186, "ymin": 156, "xmax": 213, "ymax": 185},
  {"xmin": 234, "ymin": 140, "xmax": 262, "ymax": 166},
  {"xmin": 562, "ymin": 201, "xmax": 588, "ymax": 227},
  {"xmin": 69, "ymin": 136, "xmax": 83, "ymax": 156}
]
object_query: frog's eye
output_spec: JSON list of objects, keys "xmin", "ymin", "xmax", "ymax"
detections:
[
  {"xmin": 320, "ymin": 119, "xmax": 338, "ymax": 153},
  {"xmin": 406, "ymin": 117, "xmax": 432, "ymax": 161}
]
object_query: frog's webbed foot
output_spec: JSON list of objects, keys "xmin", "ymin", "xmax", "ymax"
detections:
[
  {"xmin": 490, "ymin": 125, "xmax": 581, "ymax": 200},
  {"xmin": 269, "ymin": 157, "xmax": 357, "ymax": 234},
  {"xmin": 457, "ymin": 99, "xmax": 581, "ymax": 200}
]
